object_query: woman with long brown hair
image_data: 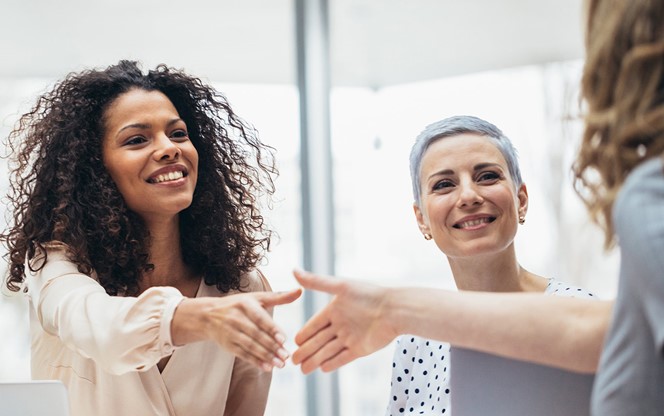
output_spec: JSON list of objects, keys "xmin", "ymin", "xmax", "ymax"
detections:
[{"xmin": 575, "ymin": 0, "xmax": 664, "ymax": 413}]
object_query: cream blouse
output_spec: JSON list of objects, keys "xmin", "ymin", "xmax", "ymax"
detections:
[{"xmin": 26, "ymin": 245, "xmax": 272, "ymax": 416}]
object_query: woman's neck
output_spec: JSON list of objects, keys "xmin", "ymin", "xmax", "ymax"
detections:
[
  {"xmin": 138, "ymin": 216, "xmax": 198, "ymax": 296},
  {"xmin": 447, "ymin": 245, "xmax": 547, "ymax": 293}
]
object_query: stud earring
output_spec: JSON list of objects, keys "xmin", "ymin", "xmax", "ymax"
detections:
[
  {"xmin": 518, "ymin": 215, "xmax": 526, "ymax": 225},
  {"xmin": 424, "ymin": 233, "xmax": 432, "ymax": 240}
]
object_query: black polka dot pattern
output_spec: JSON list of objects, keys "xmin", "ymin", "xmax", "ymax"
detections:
[{"xmin": 385, "ymin": 278, "xmax": 595, "ymax": 415}]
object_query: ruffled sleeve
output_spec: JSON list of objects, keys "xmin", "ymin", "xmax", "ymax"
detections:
[{"xmin": 26, "ymin": 244, "xmax": 184, "ymax": 375}]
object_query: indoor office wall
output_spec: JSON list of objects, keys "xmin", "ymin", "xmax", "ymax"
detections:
[
  {"xmin": 0, "ymin": 78, "xmax": 51, "ymax": 380},
  {"xmin": 330, "ymin": 61, "xmax": 620, "ymax": 415}
]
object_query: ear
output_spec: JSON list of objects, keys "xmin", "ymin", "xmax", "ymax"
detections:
[
  {"xmin": 517, "ymin": 183, "xmax": 529, "ymax": 218},
  {"xmin": 413, "ymin": 203, "xmax": 431, "ymax": 236}
]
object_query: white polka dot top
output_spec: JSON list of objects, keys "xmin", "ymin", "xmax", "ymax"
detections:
[{"xmin": 385, "ymin": 278, "xmax": 596, "ymax": 415}]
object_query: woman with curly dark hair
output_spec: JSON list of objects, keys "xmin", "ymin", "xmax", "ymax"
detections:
[{"xmin": 1, "ymin": 60, "xmax": 301, "ymax": 416}]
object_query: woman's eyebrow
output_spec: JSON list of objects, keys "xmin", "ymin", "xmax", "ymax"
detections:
[
  {"xmin": 166, "ymin": 118, "xmax": 184, "ymax": 128},
  {"xmin": 427, "ymin": 162, "xmax": 504, "ymax": 181},
  {"xmin": 473, "ymin": 162, "xmax": 503, "ymax": 171},
  {"xmin": 427, "ymin": 169, "xmax": 454, "ymax": 181},
  {"xmin": 116, "ymin": 118, "xmax": 183, "ymax": 137},
  {"xmin": 117, "ymin": 123, "xmax": 151, "ymax": 136}
]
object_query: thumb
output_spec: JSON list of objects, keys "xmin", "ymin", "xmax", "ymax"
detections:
[
  {"xmin": 256, "ymin": 288, "xmax": 303, "ymax": 307},
  {"xmin": 293, "ymin": 268, "xmax": 342, "ymax": 294}
]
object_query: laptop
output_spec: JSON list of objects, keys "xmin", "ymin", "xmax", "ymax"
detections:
[
  {"xmin": 450, "ymin": 347, "xmax": 595, "ymax": 416},
  {"xmin": 0, "ymin": 380, "xmax": 70, "ymax": 416}
]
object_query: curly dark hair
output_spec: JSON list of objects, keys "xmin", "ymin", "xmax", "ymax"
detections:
[{"xmin": 2, "ymin": 60, "xmax": 277, "ymax": 295}]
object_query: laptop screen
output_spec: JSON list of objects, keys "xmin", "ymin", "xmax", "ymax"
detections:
[{"xmin": 0, "ymin": 380, "xmax": 70, "ymax": 416}]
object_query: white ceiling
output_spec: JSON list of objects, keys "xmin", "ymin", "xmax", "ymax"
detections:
[{"xmin": 1, "ymin": 0, "xmax": 584, "ymax": 87}]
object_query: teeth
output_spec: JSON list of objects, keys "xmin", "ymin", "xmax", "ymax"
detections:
[
  {"xmin": 152, "ymin": 171, "xmax": 184, "ymax": 183},
  {"xmin": 458, "ymin": 218, "xmax": 491, "ymax": 228}
]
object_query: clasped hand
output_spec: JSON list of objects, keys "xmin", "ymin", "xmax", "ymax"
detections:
[
  {"xmin": 195, "ymin": 269, "xmax": 394, "ymax": 374},
  {"xmin": 290, "ymin": 269, "xmax": 397, "ymax": 374}
]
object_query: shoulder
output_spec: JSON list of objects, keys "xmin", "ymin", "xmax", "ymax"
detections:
[
  {"xmin": 240, "ymin": 269, "xmax": 272, "ymax": 293},
  {"xmin": 620, "ymin": 156, "xmax": 664, "ymax": 197},
  {"xmin": 28, "ymin": 241, "xmax": 74, "ymax": 269},
  {"xmin": 200, "ymin": 270, "xmax": 270, "ymax": 297},
  {"xmin": 545, "ymin": 278, "xmax": 596, "ymax": 299},
  {"xmin": 614, "ymin": 157, "xmax": 664, "ymax": 242},
  {"xmin": 395, "ymin": 335, "xmax": 450, "ymax": 359},
  {"xmin": 613, "ymin": 157, "xmax": 664, "ymax": 281}
]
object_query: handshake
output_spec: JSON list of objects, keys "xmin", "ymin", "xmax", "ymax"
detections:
[
  {"xmin": 231, "ymin": 269, "xmax": 396, "ymax": 374},
  {"xmin": 232, "ymin": 269, "xmax": 609, "ymax": 376}
]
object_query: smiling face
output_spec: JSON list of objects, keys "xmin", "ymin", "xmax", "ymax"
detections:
[
  {"xmin": 414, "ymin": 133, "xmax": 528, "ymax": 259},
  {"xmin": 102, "ymin": 88, "xmax": 199, "ymax": 221}
]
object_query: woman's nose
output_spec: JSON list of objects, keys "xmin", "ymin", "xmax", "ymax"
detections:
[
  {"xmin": 153, "ymin": 135, "xmax": 180, "ymax": 161},
  {"xmin": 456, "ymin": 182, "xmax": 483, "ymax": 207}
]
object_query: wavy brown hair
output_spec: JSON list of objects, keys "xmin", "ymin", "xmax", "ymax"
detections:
[
  {"xmin": 574, "ymin": 0, "xmax": 664, "ymax": 248},
  {"xmin": 2, "ymin": 60, "xmax": 277, "ymax": 295}
]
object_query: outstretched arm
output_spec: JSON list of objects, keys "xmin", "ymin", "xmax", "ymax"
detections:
[
  {"xmin": 291, "ymin": 269, "xmax": 611, "ymax": 374},
  {"xmin": 28, "ymin": 244, "xmax": 302, "ymax": 375}
]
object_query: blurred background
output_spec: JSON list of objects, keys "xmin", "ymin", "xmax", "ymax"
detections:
[{"xmin": 1, "ymin": 1, "xmax": 618, "ymax": 415}]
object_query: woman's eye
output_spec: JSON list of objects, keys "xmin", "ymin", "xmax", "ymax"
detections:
[
  {"xmin": 478, "ymin": 171, "xmax": 500, "ymax": 182},
  {"xmin": 171, "ymin": 129, "xmax": 189, "ymax": 140},
  {"xmin": 432, "ymin": 180, "xmax": 454, "ymax": 191},
  {"xmin": 124, "ymin": 136, "xmax": 146, "ymax": 146}
]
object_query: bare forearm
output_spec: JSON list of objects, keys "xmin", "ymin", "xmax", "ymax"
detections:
[{"xmin": 384, "ymin": 288, "xmax": 612, "ymax": 373}]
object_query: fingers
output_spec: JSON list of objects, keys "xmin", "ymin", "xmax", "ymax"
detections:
[
  {"xmin": 320, "ymin": 349, "xmax": 355, "ymax": 373},
  {"xmin": 294, "ymin": 307, "xmax": 334, "ymax": 346},
  {"xmin": 293, "ymin": 269, "xmax": 342, "ymax": 294},
  {"xmin": 249, "ymin": 290, "xmax": 301, "ymax": 346},
  {"xmin": 230, "ymin": 328, "xmax": 289, "ymax": 372},
  {"xmin": 292, "ymin": 323, "xmax": 336, "ymax": 365},
  {"xmin": 298, "ymin": 333, "xmax": 346, "ymax": 374},
  {"xmin": 207, "ymin": 295, "xmax": 291, "ymax": 371},
  {"xmin": 239, "ymin": 297, "xmax": 290, "ymax": 357},
  {"xmin": 255, "ymin": 288, "xmax": 303, "ymax": 308}
]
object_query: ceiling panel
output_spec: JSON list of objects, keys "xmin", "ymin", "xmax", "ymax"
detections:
[{"xmin": 1, "ymin": 0, "xmax": 584, "ymax": 87}]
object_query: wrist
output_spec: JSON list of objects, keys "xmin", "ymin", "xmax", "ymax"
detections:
[
  {"xmin": 171, "ymin": 297, "xmax": 210, "ymax": 346},
  {"xmin": 381, "ymin": 286, "xmax": 403, "ymax": 340}
]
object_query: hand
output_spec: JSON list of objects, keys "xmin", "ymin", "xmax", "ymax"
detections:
[
  {"xmin": 174, "ymin": 288, "xmax": 302, "ymax": 372},
  {"xmin": 291, "ymin": 269, "xmax": 397, "ymax": 374}
]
